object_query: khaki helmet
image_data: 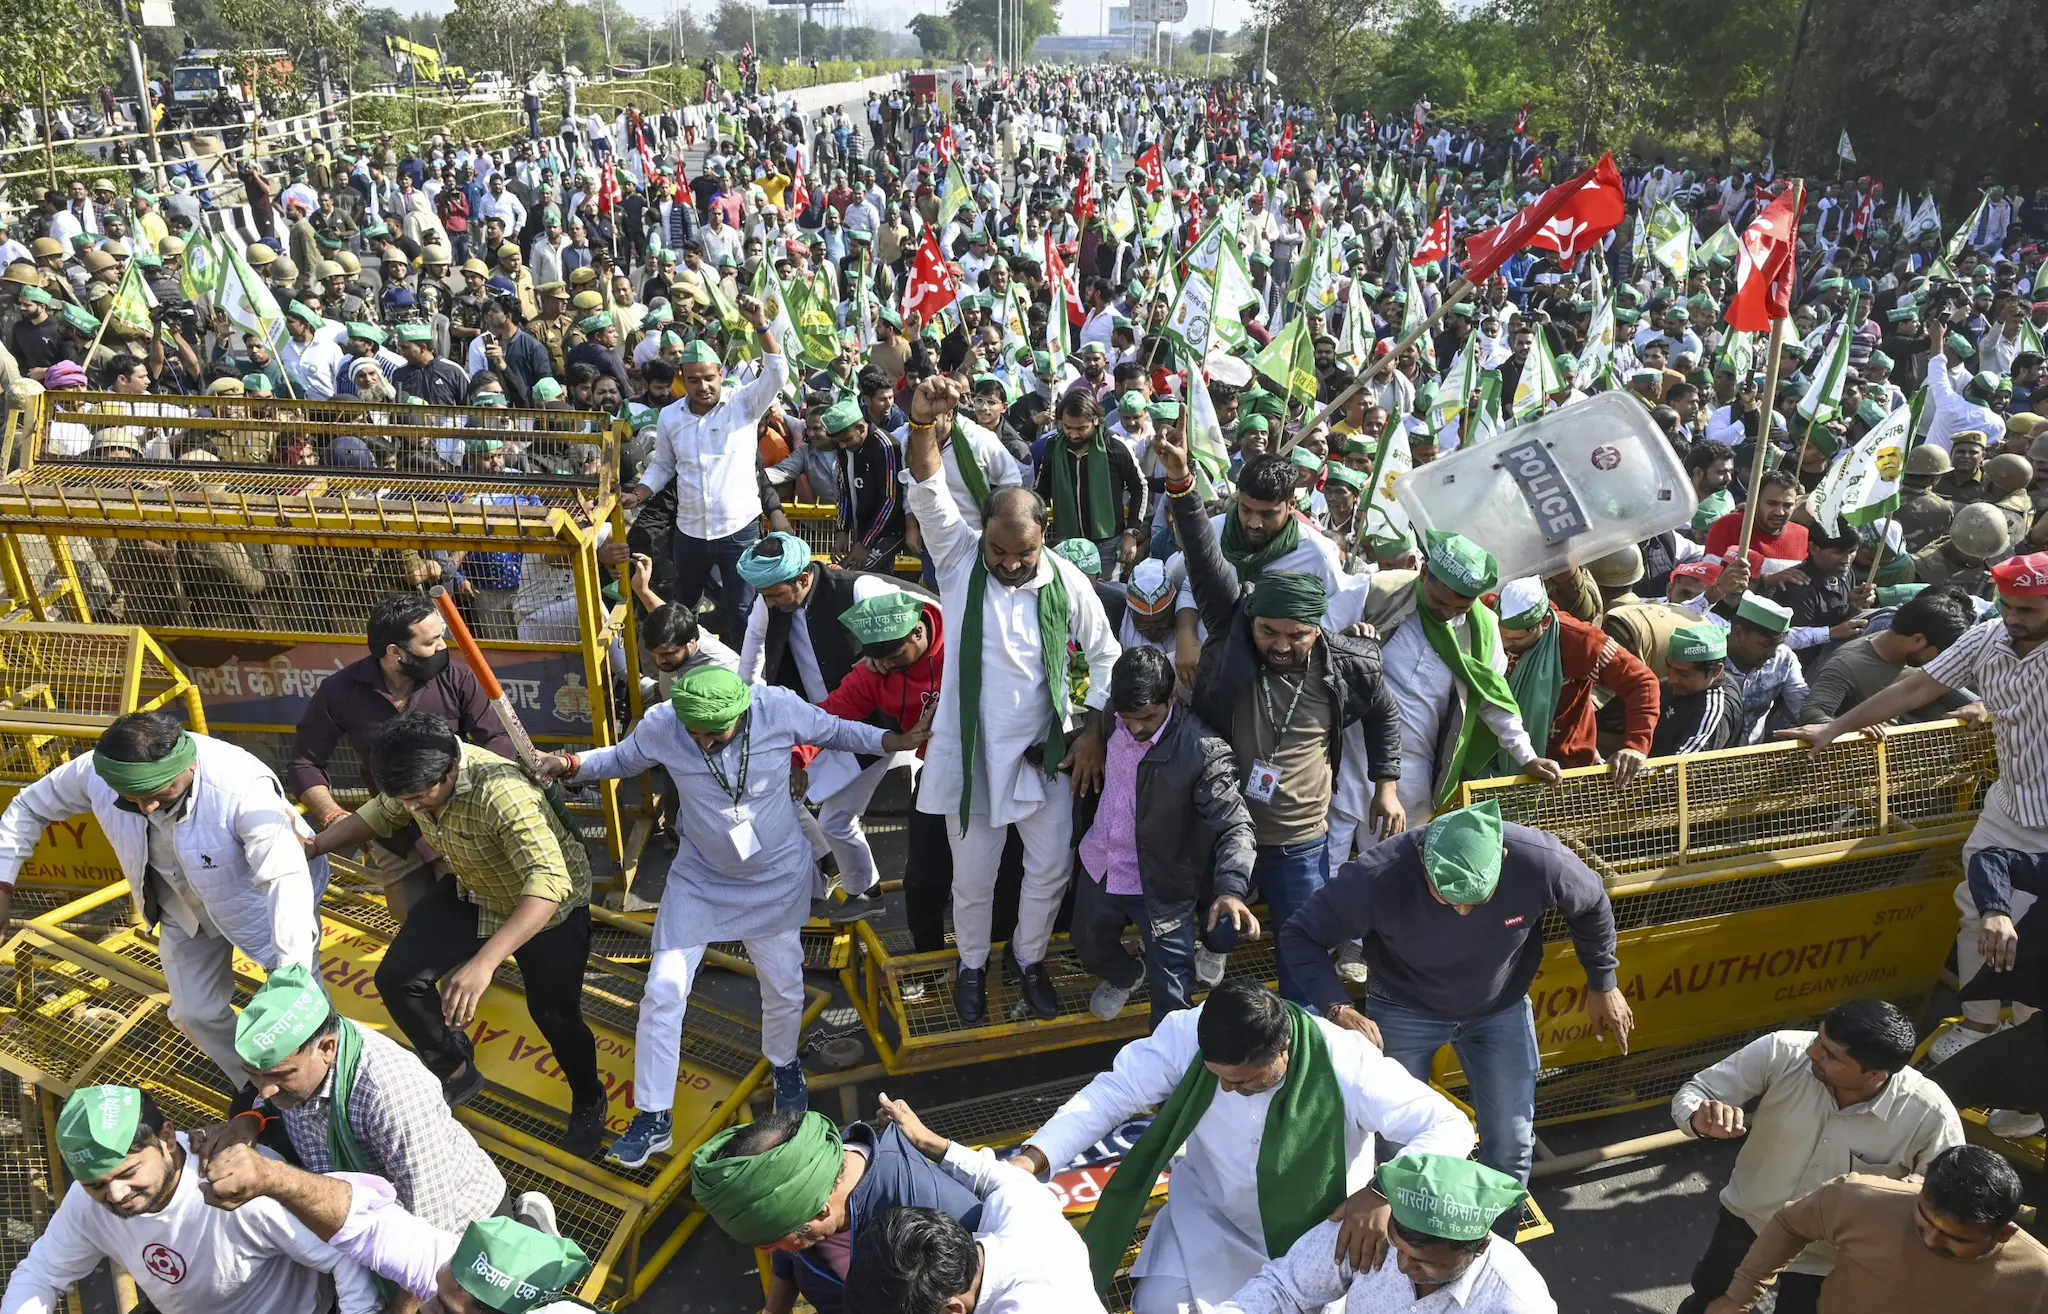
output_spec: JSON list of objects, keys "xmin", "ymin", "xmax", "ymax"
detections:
[
  {"xmin": 1950, "ymin": 503, "xmax": 2012, "ymax": 559},
  {"xmin": 269, "ymin": 256, "xmax": 299, "ymax": 283},
  {"xmin": 336, "ymin": 250, "xmax": 362, "ymax": 274},
  {"xmin": 318, "ymin": 260, "xmax": 346, "ymax": 280},
  {"xmin": 1984, "ymin": 454, "xmax": 2034, "ymax": 496},
  {"xmin": 1588, "ymin": 545, "xmax": 1646, "ymax": 589},
  {"xmin": 157, "ymin": 236, "xmax": 186, "ymax": 257},
  {"xmin": 245, "ymin": 244, "xmax": 277, "ymax": 268},
  {"xmin": 1905, "ymin": 444, "xmax": 1952, "ymax": 477}
]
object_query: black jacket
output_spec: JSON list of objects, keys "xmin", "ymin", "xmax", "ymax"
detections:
[
  {"xmin": 1036, "ymin": 430, "xmax": 1148, "ymax": 542},
  {"xmin": 1074, "ymin": 705, "xmax": 1257, "ymax": 909},
  {"xmin": 1168, "ymin": 488, "xmax": 1402, "ymax": 782}
]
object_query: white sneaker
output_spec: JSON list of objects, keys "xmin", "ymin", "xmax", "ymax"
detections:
[
  {"xmin": 1335, "ymin": 942, "xmax": 1370, "ymax": 986},
  {"xmin": 1927, "ymin": 1020, "xmax": 2005, "ymax": 1065},
  {"xmin": 1194, "ymin": 947, "xmax": 1227, "ymax": 988},
  {"xmin": 1987, "ymin": 1110, "xmax": 2045, "ymax": 1140},
  {"xmin": 1089, "ymin": 981, "xmax": 1135, "ymax": 1022},
  {"xmin": 513, "ymin": 1191, "xmax": 560, "ymax": 1236}
]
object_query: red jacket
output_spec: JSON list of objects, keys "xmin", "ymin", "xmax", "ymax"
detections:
[
  {"xmin": 792, "ymin": 602, "xmax": 944, "ymax": 767},
  {"xmin": 1510, "ymin": 607, "xmax": 1660, "ymax": 765}
]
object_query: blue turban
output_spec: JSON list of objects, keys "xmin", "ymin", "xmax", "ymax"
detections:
[{"xmin": 737, "ymin": 532, "xmax": 812, "ymax": 587}]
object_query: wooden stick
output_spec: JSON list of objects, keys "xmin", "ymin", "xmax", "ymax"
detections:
[{"xmin": 1278, "ymin": 274, "xmax": 1475, "ymax": 454}]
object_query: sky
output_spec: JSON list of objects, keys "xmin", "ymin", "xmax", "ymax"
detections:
[{"xmin": 387, "ymin": 0, "xmax": 1261, "ymax": 42}]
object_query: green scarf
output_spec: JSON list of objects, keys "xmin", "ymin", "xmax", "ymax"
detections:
[
  {"xmin": 1047, "ymin": 425, "xmax": 1118, "ymax": 542},
  {"xmin": 949, "ymin": 419, "xmax": 990, "ymax": 512},
  {"xmin": 324, "ymin": 1018, "xmax": 391, "ymax": 1302},
  {"xmin": 1412, "ymin": 574, "xmax": 1523, "ymax": 809},
  {"xmin": 1083, "ymin": 1003, "xmax": 1346, "ymax": 1293},
  {"xmin": 957, "ymin": 551, "xmax": 1071, "ymax": 836},
  {"xmin": 1219, "ymin": 508, "xmax": 1302, "ymax": 580},
  {"xmin": 1497, "ymin": 618, "xmax": 1563, "ymax": 773}
]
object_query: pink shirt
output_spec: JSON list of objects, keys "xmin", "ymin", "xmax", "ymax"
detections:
[{"xmin": 1078, "ymin": 707, "xmax": 1169, "ymax": 897}]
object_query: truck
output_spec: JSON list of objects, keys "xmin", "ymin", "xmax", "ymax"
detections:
[{"xmin": 169, "ymin": 48, "xmax": 293, "ymax": 116}]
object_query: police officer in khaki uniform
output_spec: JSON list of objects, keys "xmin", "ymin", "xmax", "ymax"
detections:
[
  {"xmin": 530, "ymin": 281, "xmax": 572, "ymax": 375},
  {"xmin": 320, "ymin": 260, "xmax": 367, "ymax": 323},
  {"xmin": 1983, "ymin": 454, "xmax": 2036, "ymax": 547},
  {"xmin": 563, "ymin": 288, "xmax": 605, "ymax": 355},
  {"xmin": 1934, "ymin": 429, "xmax": 1990, "ymax": 506},
  {"xmin": 1894, "ymin": 444, "xmax": 1957, "ymax": 552},
  {"xmin": 1913, "ymin": 502, "xmax": 2011, "ymax": 599},
  {"xmin": 451, "ymin": 258, "xmax": 492, "ymax": 358},
  {"xmin": 494, "ymin": 241, "xmax": 538, "ymax": 320}
]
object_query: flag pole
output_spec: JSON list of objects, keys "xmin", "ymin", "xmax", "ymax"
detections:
[
  {"xmin": 1278, "ymin": 274, "xmax": 1474, "ymax": 454},
  {"xmin": 1735, "ymin": 178, "xmax": 1807, "ymax": 560}
]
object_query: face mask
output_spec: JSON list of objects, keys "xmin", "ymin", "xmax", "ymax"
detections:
[{"xmin": 397, "ymin": 647, "xmax": 450, "ymax": 682}]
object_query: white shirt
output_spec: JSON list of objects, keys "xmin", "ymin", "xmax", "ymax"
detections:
[
  {"xmin": 1923, "ymin": 357, "xmax": 2004, "ymax": 454},
  {"xmin": 1219, "ymin": 1220, "xmax": 1556, "ymax": 1314},
  {"xmin": 0, "ymin": 1136, "xmax": 378, "ymax": 1314},
  {"xmin": 908, "ymin": 464, "xmax": 1121, "ymax": 829},
  {"xmin": 640, "ymin": 353, "xmax": 789, "ymax": 539},
  {"xmin": 283, "ymin": 336, "xmax": 344, "ymax": 401},
  {"xmin": 1026, "ymin": 1005, "xmax": 1475, "ymax": 1304},
  {"xmin": 1381, "ymin": 611, "xmax": 1536, "ymax": 793},
  {"xmin": 1672, "ymin": 1030, "xmax": 1963, "ymax": 1274},
  {"xmin": 936, "ymin": 1142, "xmax": 1110, "ymax": 1314},
  {"xmin": 891, "ymin": 415, "xmax": 1024, "ymax": 534}
]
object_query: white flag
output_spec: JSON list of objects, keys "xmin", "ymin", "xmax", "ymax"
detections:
[
  {"xmin": 1810, "ymin": 404, "xmax": 1911, "ymax": 537},
  {"xmin": 1163, "ymin": 264, "xmax": 1217, "ymax": 359},
  {"xmin": 1837, "ymin": 130, "xmax": 1856, "ymax": 163},
  {"xmin": 1361, "ymin": 418, "xmax": 1414, "ymax": 548}
]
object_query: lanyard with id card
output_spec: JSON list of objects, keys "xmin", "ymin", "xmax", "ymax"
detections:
[
  {"xmin": 699, "ymin": 718, "xmax": 761, "ymax": 860},
  {"xmin": 1245, "ymin": 670, "xmax": 1308, "ymax": 805}
]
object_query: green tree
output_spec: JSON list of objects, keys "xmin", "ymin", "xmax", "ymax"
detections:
[
  {"xmin": 0, "ymin": 0, "xmax": 119, "ymax": 100},
  {"xmin": 1237, "ymin": 0, "xmax": 1391, "ymax": 111},
  {"xmin": 208, "ymin": 0, "xmax": 368, "ymax": 103},
  {"xmin": 945, "ymin": 0, "xmax": 1057, "ymax": 61},
  {"xmin": 908, "ymin": 12, "xmax": 955, "ymax": 57},
  {"xmin": 1187, "ymin": 26, "xmax": 1230, "ymax": 55}
]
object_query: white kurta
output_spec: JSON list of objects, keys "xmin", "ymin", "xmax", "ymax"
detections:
[
  {"xmin": 908, "ymin": 465, "xmax": 1121, "ymax": 830},
  {"xmin": 1375, "ymin": 615, "xmax": 1534, "ymax": 820},
  {"xmin": 1219, "ymin": 1220, "xmax": 1557, "ymax": 1314},
  {"xmin": 568, "ymin": 687, "xmax": 887, "ymax": 940},
  {"xmin": 892, "ymin": 414, "xmax": 1025, "ymax": 533},
  {"xmin": 0, "ymin": 1136, "xmax": 378, "ymax": 1314},
  {"xmin": 939, "ymin": 1142, "xmax": 1111, "ymax": 1314},
  {"xmin": 1026, "ymin": 1005, "xmax": 1476, "ymax": 1305}
]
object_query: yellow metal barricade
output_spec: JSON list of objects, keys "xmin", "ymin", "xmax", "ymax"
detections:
[
  {"xmin": 0, "ymin": 622, "xmax": 205, "ymax": 896},
  {"xmin": 781, "ymin": 500, "xmax": 924, "ymax": 576},
  {"xmin": 0, "ymin": 391, "xmax": 645, "ymax": 863},
  {"xmin": 1, "ymin": 874, "xmax": 829, "ymax": 1303}
]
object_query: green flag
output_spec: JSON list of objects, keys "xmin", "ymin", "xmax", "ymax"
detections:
[
  {"xmin": 1648, "ymin": 201, "xmax": 1691, "ymax": 279},
  {"xmin": 105, "ymin": 259, "xmax": 158, "ymax": 340},
  {"xmin": 179, "ymin": 231, "xmax": 224, "ymax": 310},
  {"xmin": 1362, "ymin": 415, "xmax": 1414, "ymax": 548},
  {"xmin": 1695, "ymin": 222, "xmax": 1738, "ymax": 267},
  {"xmin": 1946, "ymin": 193, "xmax": 1988, "ymax": 265},
  {"xmin": 1402, "ymin": 263, "xmax": 1434, "ymax": 369},
  {"xmin": 1511, "ymin": 330, "xmax": 1564, "ymax": 422},
  {"xmin": 939, "ymin": 161, "xmax": 973, "ymax": 231},
  {"xmin": 1337, "ymin": 284, "xmax": 1374, "ymax": 372},
  {"xmin": 1184, "ymin": 363, "xmax": 1231, "ymax": 499},
  {"xmin": 217, "ymin": 242, "xmax": 284, "ymax": 354},
  {"xmin": 1107, "ymin": 187, "xmax": 1137, "ymax": 241},
  {"xmin": 1252, "ymin": 315, "xmax": 1318, "ymax": 406},
  {"xmin": 1162, "ymin": 263, "xmax": 1217, "ymax": 359},
  {"xmin": 781, "ymin": 270, "xmax": 840, "ymax": 369},
  {"xmin": 1579, "ymin": 291, "xmax": 1619, "ymax": 389}
]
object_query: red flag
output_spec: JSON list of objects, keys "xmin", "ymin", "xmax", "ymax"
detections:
[
  {"xmin": 1411, "ymin": 206, "xmax": 1452, "ymax": 266},
  {"xmin": 1044, "ymin": 229, "xmax": 1084, "ymax": 326},
  {"xmin": 1527, "ymin": 153, "xmax": 1624, "ymax": 259},
  {"xmin": 1727, "ymin": 187, "xmax": 1803, "ymax": 332},
  {"xmin": 1461, "ymin": 152, "xmax": 1624, "ymax": 282},
  {"xmin": 1276, "ymin": 122, "xmax": 1295, "ymax": 158},
  {"xmin": 1136, "ymin": 143, "xmax": 1165, "ymax": 194},
  {"xmin": 1851, "ymin": 191, "xmax": 1874, "ymax": 241},
  {"xmin": 936, "ymin": 125, "xmax": 956, "ymax": 162},
  {"xmin": 597, "ymin": 164, "xmax": 620, "ymax": 216},
  {"xmin": 1408, "ymin": 117, "xmax": 1426, "ymax": 149},
  {"xmin": 1075, "ymin": 167, "xmax": 1096, "ymax": 225},
  {"xmin": 1512, "ymin": 102, "xmax": 1530, "ymax": 136},
  {"xmin": 904, "ymin": 228, "xmax": 958, "ymax": 324}
]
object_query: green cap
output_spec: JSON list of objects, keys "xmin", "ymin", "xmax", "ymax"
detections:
[
  {"xmin": 285, "ymin": 300, "xmax": 322, "ymax": 326},
  {"xmin": 242, "ymin": 372, "xmax": 274, "ymax": 392},
  {"xmin": 531, "ymin": 377, "xmax": 565, "ymax": 402},
  {"xmin": 1422, "ymin": 800, "xmax": 1505, "ymax": 904},
  {"xmin": 839, "ymin": 591, "xmax": 926, "ymax": 646},
  {"xmin": 1322, "ymin": 463, "xmax": 1367, "ymax": 493},
  {"xmin": 1866, "ymin": 350, "xmax": 1894, "ymax": 371},
  {"xmin": 1238, "ymin": 413, "xmax": 1271, "ymax": 435},
  {"xmin": 1876, "ymin": 583, "xmax": 1930, "ymax": 607},
  {"xmin": 1119, "ymin": 389, "xmax": 1147, "ymax": 415},
  {"xmin": 1147, "ymin": 401, "xmax": 1182, "ymax": 422},
  {"xmin": 580, "ymin": 311, "xmax": 614, "ymax": 332},
  {"xmin": 681, "ymin": 339, "xmax": 721, "ymax": 365},
  {"xmin": 1856, "ymin": 398, "xmax": 1887, "ymax": 427},
  {"xmin": 821, "ymin": 395, "xmax": 863, "ymax": 435},
  {"xmin": 394, "ymin": 322, "xmax": 432, "ymax": 342},
  {"xmin": 472, "ymin": 392, "xmax": 508, "ymax": 407},
  {"xmin": 1287, "ymin": 446, "xmax": 1323, "ymax": 473},
  {"xmin": 1735, "ymin": 592, "xmax": 1793, "ymax": 634},
  {"xmin": 234, "ymin": 961, "xmax": 333, "ymax": 1069},
  {"xmin": 1424, "ymin": 530, "xmax": 1498, "ymax": 597},
  {"xmin": 345, "ymin": 321, "xmax": 388, "ymax": 345},
  {"xmin": 1052, "ymin": 538, "xmax": 1102, "ymax": 576},
  {"xmin": 61, "ymin": 303, "xmax": 98, "ymax": 333},
  {"xmin": 1378, "ymin": 1153, "xmax": 1527, "ymax": 1242},
  {"xmin": 57, "ymin": 1085, "xmax": 145, "ymax": 1182},
  {"xmin": 1668, "ymin": 623, "xmax": 1727, "ymax": 663},
  {"xmin": 1946, "ymin": 332, "xmax": 1974, "ymax": 357},
  {"xmin": 451, "ymin": 1216, "xmax": 593, "ymax": 1313},
  {"xmin": 17, "ymin": 285, "xmax": 53, "ymax": 307}
]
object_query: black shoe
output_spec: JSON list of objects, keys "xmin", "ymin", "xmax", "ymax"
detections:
[
  {"xmin": 954, "ymin": 966, "xmax": 988, "ymax": 1026},
  {"xmin": 562, "ymin": 1096, "xmax": 609, "ymax": 1160},
  {"xmin": 441, "ymin": 1060, "xmax": 485, "ymax": 1108},
  {"xmin": 1018, "ymin": 961, "xmax": 1059, "ymax": 1020},
  {"xmin": 827, "ymin": 890, "xmax": 883, "ymax": 924}
]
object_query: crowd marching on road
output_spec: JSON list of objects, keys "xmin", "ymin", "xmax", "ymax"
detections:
[{"xmin": 4, "ymin": 51, "xmax": 2048, "ymax": 1314}]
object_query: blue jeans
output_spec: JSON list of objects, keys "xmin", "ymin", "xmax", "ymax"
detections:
[
  {"xmin": 1070, "ymin": 875, "xmax": 1201, "ymax": 1030},
  {"xmin": 1209, "ymin": 838, "xmax": 1329, "ymax": 1004},
  {"xmin": 1367, "ymin": 992, "xmax": 1539, "ymax": 1188},
  {"xmin": 672, "ymin": 521, "xmax": 759, "ymax": 646}
]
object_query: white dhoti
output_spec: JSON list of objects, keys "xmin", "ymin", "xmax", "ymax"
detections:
[{"xmin": 809, "ymin": 750, "xmax": 921, "ymax": 894}]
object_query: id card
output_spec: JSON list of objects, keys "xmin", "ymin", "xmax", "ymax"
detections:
[
  {"xmin": 1244, "ymin": 759, "xmax": 1281, "ymax": 804},
  {"xmin": 727, "ymin": 807, "xmax": 761, "ymax": 861}
]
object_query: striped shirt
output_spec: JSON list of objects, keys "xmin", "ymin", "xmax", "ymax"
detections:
[
  {"xmin": 1923, "ymin": 617, "xmax": 2048, "ymax": 826},
  {"xmin": 357, "ymin": 742, "xmax": 590, "ymax": 934}
]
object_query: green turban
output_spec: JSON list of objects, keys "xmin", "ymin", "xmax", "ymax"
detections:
[
  {"xmin": 1668, "ymin": 623, "xmax": 1727, "ymax": 664},
  {"xmin": 737, "ymin": 531, "xmax": 812, "ymax": 587},
  {"xmin": 1052, "ymin": 538, "xmax": 1102, "ymax": 577},
  {"xmin": 93, "ymin": 730, "xmax": 197, "ymax": 796},
  {"xmin": 840, "ymin": 591, "xmax": 926, "ymax": 646},
  {"xmin": 1422, "ymin": 800, "xmax": 1505, "ymax": 904},
  {"xmin": 451, "ymin": 1217, "xmax": 593, "ymax": 1313},
  {"xmin": 57, "ymin": 1085, "xmax": 145, "ymax": 1182},
  {"xmin": 235, "ymin": 961, "xmax": 333, "ymax": 1069},
  {"xmin": 1423, "ymin": 530, "xmax": 1498, "ymax": 597},
  {"xmin": 671, "ymin": 666, "xmax": 752, "ymax": 732},
  {"xmin": 680, "ymin": 339, "xmax": 721, "ymax": 365},
  {"xmin": 1378, "ymin": 1153, "xmax": 1527, "ymax": 1242},
  {"xmin": 1245, "ymin": 571, "xmax": 1327, "ymax": 624},
  {"xmin": 691, "ymin": 1112, "xmax": 845, "ymax": 1246}
]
